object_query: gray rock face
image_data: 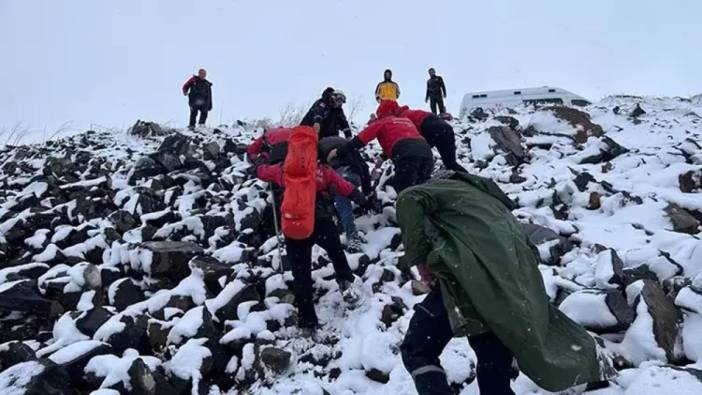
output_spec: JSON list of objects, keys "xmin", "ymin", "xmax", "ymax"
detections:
[
  {"xmin": 664, "ymin": 203, "xmax": 700, "ymax": 234},
  {"xmin": 141, "ymin": 241, "xmax": 204, "ymax": 281},
  {"xmin": 640, "ymin": 280, "xmax": 682, "ymax": 361},
  {"xmin": 488, "ymin": 126, "xmax": 527, "ymax": 166},
  {"xmin": 260, "ymin": 347, "xmax": 291, "ymax": 374}
]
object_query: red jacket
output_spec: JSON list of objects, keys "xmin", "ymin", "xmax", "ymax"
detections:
[
  {"xmin": 398, "ymin": 106, "xmax": 432, "ymax": 130},
  {"xmin": 182, "ymin": 76, "xmax": 197, "ymax": 95},
  {"xmin": 246, "ymin": 128, "xmax": 292, "ymax": 160},
  {"xmin": 256, "ymin": 163, "xmax": 355, "ymax": 197},
  {"xmin": 356, "ymin": 116, "xmax": 424, "ymax": 157}
]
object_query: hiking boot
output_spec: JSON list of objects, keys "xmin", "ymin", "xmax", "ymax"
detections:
[{"xmin": 339, "ymin": 276, "xmax": 364, "ymax": 306}]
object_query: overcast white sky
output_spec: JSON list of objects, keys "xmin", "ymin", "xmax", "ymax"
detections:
[{"xmin": 1, "ymin": 0, "xmax": 700, "ymax": 136}]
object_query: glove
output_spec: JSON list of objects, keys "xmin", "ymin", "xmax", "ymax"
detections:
[{"xmin": 327, "ymin": 148, "xmax": 338, "ymax": 163}]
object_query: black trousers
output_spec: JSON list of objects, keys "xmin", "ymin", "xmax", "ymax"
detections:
[
  {"xmin": 285, "ymin": 217, "xmax": 355, "ymax": 328},
  {"xmin": 392, "ymin": 155, "xmax": 433, "ymax": 193},
  {"xmin": 421, "ymin": 117, "xmax": 467, "ymax": 173},
  {"xmin": 401, "ymin": 288, "xmax": 515, "ymax": 395},
  {"xmin": 429, "ymin": 96, "xmax": 446, "ymax": 114},
  {"xmin": 189, "ymin": 107, "xmax": 208, "ymax": 127}
]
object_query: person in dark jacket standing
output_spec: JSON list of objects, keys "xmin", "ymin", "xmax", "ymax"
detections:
[
  {"xmin": 425, "ymin": 68, "xmax": 447, "ymax": 115},
  {"xmin": 327, "ymin": 100, "xmax": 433, "ymax": 193},
  {"xmin": 182, "ymin": 68, "xmax": 213, "ymax": 130},
  {"xmin": 255, "ymin": 160, "xmax": 368, "ymax": 332},
  {"xmin": 319, "ymin": 136, "xmax": 372, "ymax": 252},
  {"xmin": 399, "ymin": 105, "xmax": 467, "ymax": 173},
  {"xmin": 301, "ymin": 88, "xmax": 352, "ymax": 139}
]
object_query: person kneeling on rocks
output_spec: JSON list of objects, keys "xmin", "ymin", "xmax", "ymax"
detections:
[
  {"xmin": 319, "ymin": 136, "xmax": 372, "ymax": 253},
  {"xmin": 398, "ymin": 105, "xmax": 468, "ymax": 173},
  {"xmin": 254, "ymin": 157, "xmax": 369, "ymax": 333},
  {"xmin": 396, "ymin": 171, "xmax": 612, "ymax": 395},
  {"xmin": 327, "ymin": 100, "xmax": 433, "ymax": 193}
]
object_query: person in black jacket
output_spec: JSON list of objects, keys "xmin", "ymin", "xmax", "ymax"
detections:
[
  {"xmin": 319, "ymin": 136, "xmax": 372, "ymax": 252},
  {"xmin": 301, "ymin": 88, "xmax": 352, "ymax": 139},
  {"xmin": 182, "ymin": 69, "xmax": 213, "ymax": 129},
  {"xmin": 426, "ymin": 68, "xmax": 447, "ymax": 115}
]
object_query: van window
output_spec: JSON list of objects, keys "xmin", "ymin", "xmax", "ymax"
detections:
[
  {"xmin": 548, "ymin": 89, "xmax": 556, "ymax": 93},
  {"xmin": 523, "ymin": 98, "xmax": 563, "ymax": 105},
  {"xmin": 571, "ymin": 99, "xmax": 590, "ymax": 106},
  {"xmin": 513, "ymin": 91, "xmax": 522, "ymax": 95}
]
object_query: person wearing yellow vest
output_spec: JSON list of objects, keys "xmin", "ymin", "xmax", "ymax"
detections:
[{"xmin": 375, "ymin": 69, "xmax": 400, "ymax": 102}]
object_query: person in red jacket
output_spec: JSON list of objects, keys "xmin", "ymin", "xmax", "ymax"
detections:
[
  {"xmin": 328, "ymin": 100, "xmax": 433, "ymax": 193},
  {"xmin": 182, "ymin": 68, "xmax": 213, "ymax": 130},
  {"xmin": 246, "ymin": 127, "xmax": 292, "ymax": 164},
  {"xmin": 255, "ymin": 161, "xmax": 368, "ymax": 332},
  {"xmin": 398, "ymin": 106, "xmax": 467, "ymax": 173}
]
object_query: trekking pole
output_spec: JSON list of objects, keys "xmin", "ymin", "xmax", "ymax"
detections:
[{"xmin": 269, "ymin": 183, "xmax": 286, "ymax": 274}]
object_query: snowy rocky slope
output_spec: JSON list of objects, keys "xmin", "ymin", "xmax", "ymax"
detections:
[{"xmin": 0, "ymin": 96, "xmax": 701, "ymax": 395}]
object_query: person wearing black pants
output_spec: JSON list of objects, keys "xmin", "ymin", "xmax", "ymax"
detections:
[
  {"xmin": 182, "ymin": 68, "xmax": 213, "ymax": 129},
  {"xmin": 401, "ymin": 288, "xmax": 516, "ymax": 395},
  {"xmin": 399, "ymin": 106, "xmax": 468, "ymax": 174},
  {"xmin": 255, "ymin": 161, "xmax": 369, "ymax": 331},
  {"xmin": 189, "ymin": 106, "xmax": 208, "ymax": 128},
  {"xmin": 391, "ymin": 139, "xmax": 434, "ymax": 193},
  {"xmin": 426, "ymin": 68, "xmax": 447, "ymax": 115},
  {"xmin": 286, "ymin": 217, "xmax": 355, "ymax": 327},
  {"xmin": 420, "ymin": 115, "xmax": 467, "ymax": 173}
]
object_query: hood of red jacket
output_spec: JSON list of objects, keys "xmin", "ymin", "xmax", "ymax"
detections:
[{"xmin": 376, "ymin": 100, "xmax": 400, "ymax": 119}]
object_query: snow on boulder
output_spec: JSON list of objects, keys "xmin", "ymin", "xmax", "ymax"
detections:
[
  {"xmin": 0, "ymin": 341, "xmax": 37, "ymax": 370},
  {"xmin": 108, "ymin": 278, "xmax": 146, "ymax": 311},
  {"xmin": 84, "ymin": 348, "xmax": 161, "ymax": 393},
  {"xmin": 0, "ymin": 360, "xmax": 70, "ymax": 395},
  {"xmin": 163, "ymin": 338, "xmax": 212, "ymax": 394},
  {"xmin": 675, "ymin": 285, "xmax": 702, "ymax": 314},
  {"xmin": 166, "ymin": 306, "xmax": 218, "ymax": 346},
  {"xmin": 559, "ymin": 289, "xmax": 634, "ymax": 332}
]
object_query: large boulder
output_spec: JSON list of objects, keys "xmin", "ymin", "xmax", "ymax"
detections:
[
  {"xmin": 141, "ymin": 241, "xmax": 204, "ymax": 281},
  {"xmin": 547, "ymin": 106, "xmax": 604, "ymax": 143},
  {"xmin": 0, "ymin": 360, "xmax": 71, "ymax": 394},
  {"xmin": 487, "ymin": 126, "xmax": 527, "ymax": 166},
  {"xmin": 664, "ymin": 203, "xmax": 700, "ymax": 234}
]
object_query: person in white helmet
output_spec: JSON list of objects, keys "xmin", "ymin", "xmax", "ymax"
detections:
[{"xmin": 301, "ymin": 87, "xmax": 352, "ymax": 138}]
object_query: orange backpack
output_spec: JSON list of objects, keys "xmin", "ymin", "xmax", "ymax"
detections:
[{"xmin": 280, "ymin": 126, "xmax": 318, "ymax": 240}]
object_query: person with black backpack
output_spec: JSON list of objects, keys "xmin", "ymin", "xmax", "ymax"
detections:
[{"xmin": 182, "ymin": 68, "xmax": 213, "ymax": 130}]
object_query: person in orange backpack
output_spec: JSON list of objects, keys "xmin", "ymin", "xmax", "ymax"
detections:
[{"xmin": 254, "ymin": 155, "xmax": 369, "ymax": 333}]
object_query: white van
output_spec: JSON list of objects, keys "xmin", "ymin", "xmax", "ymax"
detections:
[{"xmin": 459, "ymin": 86, "xmax": 590, "ymax": 117}]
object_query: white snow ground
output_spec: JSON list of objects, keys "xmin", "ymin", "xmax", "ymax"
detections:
[{"xmin": 0, "ymin": 95, "xmax": 700, "ymax": 394}]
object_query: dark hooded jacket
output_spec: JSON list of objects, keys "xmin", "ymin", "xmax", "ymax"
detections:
[
  {"xmin": 301, "ymin": 88, "xmax": 351, "ymax": 139},
  {"xmin": 182, "ymin": 76, "xmax": 213, "ymax": 111}
]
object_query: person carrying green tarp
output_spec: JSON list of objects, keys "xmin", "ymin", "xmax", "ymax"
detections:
[{"xmin": 396, "ymin": 171, "xmax": 612, "ymax": 395}]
